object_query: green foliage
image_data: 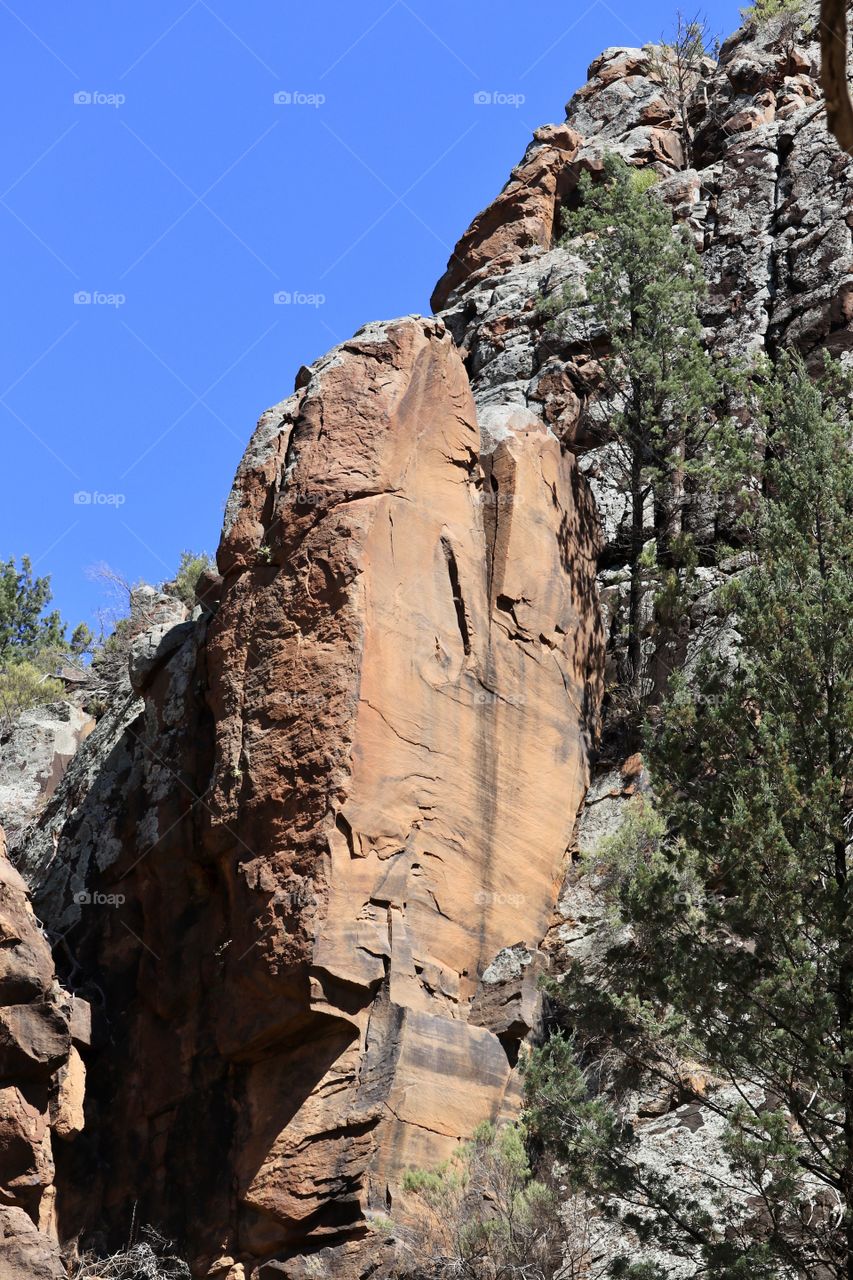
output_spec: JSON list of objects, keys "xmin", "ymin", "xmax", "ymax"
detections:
[
  {"xmin": 0, "ymin": 557, "xmax": 67, "ymax": 664},
  {"xmin": 0, "ymin": 660, "xmax": 64, "ymax": 724},
  {"xmin": 0, "ymin": 557, "xmax": 91, "ymax": 722},
  {"xmin": 628, "ymin": 168, "xmax": 659, "ymax": 194},
  {"xmin": 162, "ymin": 550, "xmax": 215, "ymax": 607},
  {"xmin": 531, "ymin": 354, "xmax": 853, "ymax": 1276},
  {"xmin": 70, "ymin": 621, "xmax": 94, "ymax": 656},
  {"xmin": 740, "ymin": 0, "xmax": 803, "ymax": 24},
  {"xmin": 545, "ymin": 154, "xmax": 734, "ymax": 704},
  {"xmin": 401, "ymin": 1121, "xmax": 567, "ymax": 1279}
]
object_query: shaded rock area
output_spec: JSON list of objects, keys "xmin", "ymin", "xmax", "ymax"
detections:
[
  {"xmin": 5, "ymin": 2, "xmax": 853, "ymax": 1277},
  {"xmin": 0, "ymin": 826, "xmax": 85, "ymax": 1280}
]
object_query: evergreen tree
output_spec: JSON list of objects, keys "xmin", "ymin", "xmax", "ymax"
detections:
[
  {"xmin": 0, "ymin": 556, "xmax": 66, "ymax": 663},
  {"xmin": 546, "ymin": 155, "xmax": 729, "ymax": 709},
  {"xmin": 526, "ymin": 355, "xmax": 853, "ymax": 1277}
]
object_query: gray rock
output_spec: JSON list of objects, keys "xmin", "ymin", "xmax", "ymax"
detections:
[{"xmin": 0, "ymin": 702, "xmax": 94, "ymax": 852}]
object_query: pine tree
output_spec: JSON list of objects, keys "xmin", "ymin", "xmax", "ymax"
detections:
[
  {"xmin": 546, "ymin": 155, "xmax": 729, "ymax": 711},
  {"xmin": 526, "ymin": 354, "xmax": 853, "ymax": 1277},
  {"xmin": 0, "ymin": 556, "xmax": 66, "ymax": 662}
]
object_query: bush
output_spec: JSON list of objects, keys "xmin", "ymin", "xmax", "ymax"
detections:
[
  {"xmin": 399, "ymin": 1121, "xmax": 581, "ymax": 1280},
  {"xmin": 740, "ymin": 0, "xmax": 803, "ymax": 23},
  {"xmin": 161, "ymin": 550, "xmax": 215, "ymax": 608},
  {"xmin": 0, "ymin": 660, "xmax": 64, "ymax": 726},
  {"xmin": 68, "ymin": 1226, "xmax": 190, "ymax": 1280}
]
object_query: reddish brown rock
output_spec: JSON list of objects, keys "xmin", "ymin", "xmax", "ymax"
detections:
[
  {"xmin": 0, "ymin": 829, "xmax": 81, "ymax": 1269},
  {"xmin": 431, "ymin": 126, "xmax": 581, "ymax": 310},
  {"xmin": 431, "ymin": 45, "xmax": 687, "ymax": 311},
  {"xmin": 17, "ymin": 10, "xmax": 852, "ymax": 1278},
  {"xmin": 0, "ymin": 1206, "xmax": 66, "ymax": 1280},
  {"xmin": 202, "ymin": 315, "xmax": 603, "ymax": 1266},
  {"xmin": 17, "ymin": 317, "xmax": 603, "ymax": 1277}
]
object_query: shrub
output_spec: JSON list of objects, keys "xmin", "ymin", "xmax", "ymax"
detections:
[
  {"xmin": 399, "ymin": 1121, "xmax": 576, "ymax": 1280},
  {"xmin": 740, "ymin": 0, "xmax": 803, "ymax": 23},
  {"xmin": 0, "ymin": 660, "xmax": 64, "ymax": 726},
  {"xmin": 68, "ymin": 1226, "xmax": 190, "ymax": 1280},
  {"xmin": 161, "ymin": 550, "xmax": 215, "ymax": 608}
]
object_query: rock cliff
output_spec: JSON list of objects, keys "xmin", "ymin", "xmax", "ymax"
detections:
[
  {"xmin": 0, "ymin": 825, "xmax": 86, "ymax": 1280},
  {"xmin": 8, "ymin": 3, "xmax": 853, "ymax": 1277},
  {"xmin": 16, "ymin": 318, "xmax": 602, "ymax": 1277}
]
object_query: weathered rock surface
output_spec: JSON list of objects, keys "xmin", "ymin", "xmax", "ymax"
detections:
[
  {"xmin": 0, "ymin": 702, "xmax": 94, "ymax": 854},
  {"xmin": 16, "ymin": 316, "xmax": 603, "ymax": 1275},
  {"xmin": 0, "ymin": 826, "xmax": 83, "ymax": 1277},
  {"xmin": 8, "ymin": 4, "xmax": 853, "ymax": 1277}
]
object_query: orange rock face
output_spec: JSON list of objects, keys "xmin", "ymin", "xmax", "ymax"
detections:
[
  {"xmin": 431, "ymin": 126, "xmax": 582, "ymax": 311},
  {"xmin": 19, "ymin": 316, "xmax": 602, "ymax": 1276},
  {"xmin": 201, "ymin": 315, "xmax": 603, "ymax": 1261}
]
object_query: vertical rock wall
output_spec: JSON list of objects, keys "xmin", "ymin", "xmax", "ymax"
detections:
[
  {"xmin": 14, "ymin": 7, "xmax": 853, "ymax": 1275},
  {"xmin": 17, "ymin": 317, "xmax": 603, "ymax": 1276}
]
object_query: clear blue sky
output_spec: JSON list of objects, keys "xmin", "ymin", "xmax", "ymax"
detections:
[{"xmin": 1, "ymin": 0, "xmax": 741, "ymax": 635}]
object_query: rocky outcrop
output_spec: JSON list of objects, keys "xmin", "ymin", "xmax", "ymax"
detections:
[
  {"xmin": 431, "ymin": 3, "xmax": 852, "ymax": 726},
  {"xmin": 8, "ymin": 4, "xmax": 853, "ymax": 1277},
  {"xmin": 0, "ymin": 825, "xmax": 85, "ymax": 1280},
  {"xmin": 0, "ymin": 702, "xmax": 94, "ymax": 854},
  {"xmin": 434, "ymin": 12, "xmax": 852, "ymax": 373},
  {"xmin": 16, "ymin": 316, "xmax": 603, "ymax": 1276}
]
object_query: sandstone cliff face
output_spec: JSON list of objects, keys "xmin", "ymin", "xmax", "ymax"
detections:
[
  {"xmin": 11, "ymin": 5, "xmax": 853, "ymax": 1278},
  {"xmin": 16, "ymin": 318, "xmax": 602, "ymax": 1276}
]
